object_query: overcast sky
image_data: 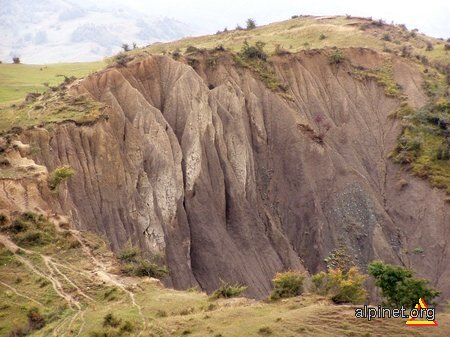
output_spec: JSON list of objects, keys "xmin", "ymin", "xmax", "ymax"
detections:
[{"xmin": 123, "ymin": 0, "xmax": 449, "ymax": 38}]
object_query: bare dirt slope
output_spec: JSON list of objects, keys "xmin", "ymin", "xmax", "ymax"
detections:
[{"xmin": 4, "ymin": 48, "xmax": 449, "ymax": 299}]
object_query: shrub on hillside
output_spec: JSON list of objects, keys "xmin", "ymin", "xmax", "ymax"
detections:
[
  {"xmin": 382, "ymin": 33, "xmax": 391, "ymax": 41},
  {"xmin": 270, "ymin": 271, "xmax": 305, "ymax": 300},
  {"xmin": 185, "ymin": 45, "xmax": 199, "ymax": 54},
  {"xmin": 114, "ymin": 53, "xmax": 131, "ymax": 67},
  {"xmin": 15, "ymin": 230, "xmax": 49, "ymax": 246},
  {"xmin": 328, "ymin": 48, "xmax": 344, "ymax": 64},
  {"xmin": 211, "ymin": 280, "xmax": 247, "ymax": 299},
  {"xmin": 319, "ymin": 33, "xmax": 327, "ymax": 40},
  {"xmin": 27, "ymin": 307, "xmax": 46, "ymax": 330},
  {"xmin": 118, "ymin": 243, "xmax": 168, "ymax": 279},
  {"xmin": 368, "ymin": 261, "xmax": 440, "ymax": 308},
  {"xmin": 240, "ymin": 40, "xmax": 268, "ymax": 61},
  {"xmin": 274, "ymin": 44, "xmax": 290, "ymax": 56},
  {"xmin": 401, "ymin": 45, "xmax": 413, "ymax": 58},
  {"xmin": 103, "ymin": 313, "xmax": 121, "ymax": 328},
  {"xmin": 392, "ymin": 134, "xmax": 423, "ymax": 164},
  {"xmin": 311, "ymin": 267, "xmax": 367, "ymax": 304},
  {"xmin": 172, "ymin": 48, "xmax": 181, "ymax": 60},
  {"xmin": 436, "ymin": 143, "xmax": 450, "ymax": 160},
  {"xmin": 12, "ymin": 57, "xmax": 20, "ymax": 64},
  {"xmin": 246, "ymin": 18, "xmax": 256, "ymax": 30},
  {"xmin": 48, "ymin": 165, "xmax": 75, "ymax": 190},
  {"xmin": 88, "ymin": 313, "xmax": 135, "ymax": 337}
]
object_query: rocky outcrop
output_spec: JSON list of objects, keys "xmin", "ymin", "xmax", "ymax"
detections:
[{"xmin": 8, "ymin": 48, "xmax": 449, "ymax": 298}]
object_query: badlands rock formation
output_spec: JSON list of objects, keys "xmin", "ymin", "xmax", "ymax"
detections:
[{"xmin": 2, "ymin": 48, "xmax": 448, "ymax": 298}]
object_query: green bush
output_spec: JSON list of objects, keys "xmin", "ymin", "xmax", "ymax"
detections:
[
  {"xmin": 118, "ymin": 244, "xmax": 140, "ymax": 263},
  {"xmin": 392, "ymin": 133, "xmax": 423, "ymax": 164},
  {"xmin": 319, "ymin": 33, "xmax": 327, "ymax": 40},
  {"xmin": 15, "ymin": 230, "xmax": 49, "ymax": 246},
  {"xmin": 127, "ymin": 259, "xmax": 169, "ymax": 278},
  {"xmin": 311, "ymin": 267, "xmax": 367, "ymax": 304},
  {"xmin": 240, "ymin": 41, "xmax": 268, "ymax": 61},
  {"xmin": 185, "ymin": 45, "xmax": 199, "ymax": 54},
  {"xmin": 7, "ymin": 218, "xmax": 29, "ymax": 234},
  {"xmin": 118, "ymin": 244, "xmax": 168, "ymax": 279},
  {"xmin": 270, "ymin": 271, "xmax": 305, "ymax": 300},
  {"xmin": 211, "ymin": 280, "xmax": 247, "ymax": 299},
  {"xmin": 103, "ymin": 313, "xmax": 121, "ymax": 328},
  {"xmin": 114, "ymin": 53, "xmax": 131, "ymax": 67},
  {"xmin": 329, "ymin": 48, "xmax": 344, "ymax": 64},
  {"xmin": 48, "ymin": 165, "xmax": 75, "ymax": 190},
  {"xmin": 368, "ymin": 261, "xmax": 440, "ymax": 308},
  {"xmin": 246, "ymin": 18, "xmax": 256, "ymax": 30},
  {"xmin": 27, "ymin": 307, "xmax": 46, "ymax": 330},
  {"xmin": 119, "ymin": 321, "xmax": 134, "ymax": 333}
]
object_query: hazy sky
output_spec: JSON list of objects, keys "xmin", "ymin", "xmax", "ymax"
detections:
[{"xmin": 122, "ymin": 0, "xmax": 449, "ymax": 38}]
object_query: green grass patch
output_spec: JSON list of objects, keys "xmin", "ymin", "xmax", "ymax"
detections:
[
  {"xmin": 48, "ymin": 165, "xmax": 75, "ymax": 191},
  {"xmin": 0, "ymin": 61, "xmax": 104, "ymax": 105},
  {"xmin": 391, "ymin": 97, "xmax": 450, "ymax": 193},
  {"xmin": 233, "ymin": 41, "xmax": 289, "ymax": 95},
  {"xmin": 352, "ymin": 61, "xmax": 404, "ymax": 98},
  {"xmin": 0, "ymin": 88, "xmax": 104, "ymax": 135}
]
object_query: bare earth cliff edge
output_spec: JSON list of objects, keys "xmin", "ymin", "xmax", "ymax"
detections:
[{"xmin": 1, "ymin": 48, "xmax": 449, "ymax": 299}]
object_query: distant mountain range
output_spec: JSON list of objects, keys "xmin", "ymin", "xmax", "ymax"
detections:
[{"xmin": 0, "ymin": 0, "xmax": 199, "ymax": 64}]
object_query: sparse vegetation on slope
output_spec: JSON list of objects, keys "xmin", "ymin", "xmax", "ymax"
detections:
[
  {"xmin": 390, "ymin": 68, "xmax": 450, "ymax": 193},
  {"xmin": 0, "ymin": 83, "xmax": 105, "ymax": 135},
  {"xmin": 234, "ymin": 41, "xmax": 290, "ymax": 96},
  {"xmin": 135, "ymin": 15, "xmax": 448, "ymax": 65},
  {"xmin": 352, "ymin": 60, "xmax": 404, "ymax": 98}
]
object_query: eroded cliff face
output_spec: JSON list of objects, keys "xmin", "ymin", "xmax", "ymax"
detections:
[{"xmin": 4, "ymin": 48, "xmax": 449, "ymax": 298}]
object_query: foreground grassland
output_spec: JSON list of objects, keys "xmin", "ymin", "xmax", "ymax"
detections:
[
  {"xmin": 0, "ymin": 213, "xmax": 449, "ymax": 337},
  {"xmin": 0, "ymin": 61, "xmax": 105, "ymax": 105}
]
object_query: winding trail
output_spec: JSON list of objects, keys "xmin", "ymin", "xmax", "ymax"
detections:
[
  {"xmin": 0, "ymin": 280, "xmax": 44, "ymax": 307},
  {"xmin": 69, "ymin": 229, "xmax": 147, "ymax": 336},
  {"xmin": 0, "ymin": 229, "xmax": 147, "ymax": 336},
  {"xmin": 0, "ymin": 233, "xmax": 85, "ymax": 336}
]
